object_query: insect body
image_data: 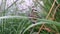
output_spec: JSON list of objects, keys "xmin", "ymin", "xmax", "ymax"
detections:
[{"xmin": 30, "ymin": 6, "xmax": 38, "ymax": 24}]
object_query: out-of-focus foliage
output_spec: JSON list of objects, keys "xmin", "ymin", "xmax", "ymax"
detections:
[
  {"xmin": 0, "ymin": 0, "xmax": 60, "ymax": 34},
  {"xmin": 0, "ymin": 0, "xmax": 46, "ymax": 18},
  {"xmin": 0, "ymin": 16, "xmax": 60, "ymax": 34}
]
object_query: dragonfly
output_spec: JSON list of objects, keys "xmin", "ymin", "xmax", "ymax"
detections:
[{"xmin": 29, "ymin": 6, "xmax": 41, "ymax": 24}]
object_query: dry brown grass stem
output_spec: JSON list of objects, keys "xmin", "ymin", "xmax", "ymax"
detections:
[
  {"xmin": 37, "ymin": 0, "xmax": 56, "ymax": 34},
  {"xmin": 52, "ymin": 4, "xmax": 60, "ymax": 20}
]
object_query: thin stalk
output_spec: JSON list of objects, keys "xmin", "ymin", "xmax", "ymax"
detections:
[
  {"xmin": 38, "ymin": 0, "xmax": 56, "ymax": 34},
  {"xmin": 52, "ymin": 4, "xmax": 60, "ymax": 20},
  {"xmin": 6, "ymin": 0, "xmax": 18, "ymax": 10}
]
